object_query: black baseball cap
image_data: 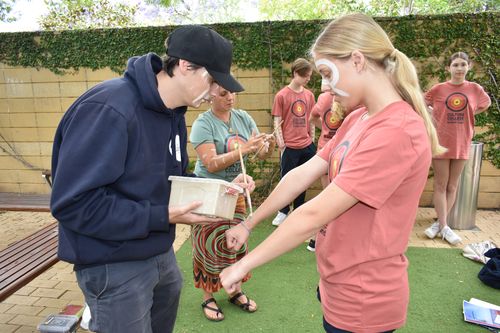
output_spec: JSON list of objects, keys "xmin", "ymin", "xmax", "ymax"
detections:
[{"xmin": 166, "ymin": 25, "xmax": 244, "ymax": 93}]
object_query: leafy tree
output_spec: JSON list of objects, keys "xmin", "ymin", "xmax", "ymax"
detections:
[
  {"xmin": 174, "ymin": 0, "xmax": 250, "ymax": 24},
  {"xmin": 367, "ymin": 0, "xmax": 498, "ymax": 16},
  {"xmin": 146, "ymin": 0, "xmax": 255, "ymax": 25},
  {"xmin": 38, "ymin": 0, "xmax": 254, "ymax": 30},
  {"xmin": 0, "ymin": 0, "xmax": 16, "ymax": 22},
  {"xmin": 39, "ymin": 0, "xmax": 138, "ymax": 30},
  {"xmin": 259, "ymin": 0, "xmax": 366, "ymax": 20},
  {"xmin": 259, "ymin": 0, "xmax": 498, "ymax": 20},
  {"xmin": 144, "ymin": 0, "xmax": 178, "ymax": 6}
]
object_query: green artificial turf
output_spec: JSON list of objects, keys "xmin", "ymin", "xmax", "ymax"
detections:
[
  {"xmin": 401, "ymin": 247, "xmax": 499, "ymax": 333},
  {"xmin": 174, "ymin": 221, "xmax": 498, "ymax": 332}
]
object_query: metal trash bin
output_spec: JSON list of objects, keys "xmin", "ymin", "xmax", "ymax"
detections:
[{"xmin": 448, "ymin": 142, "xmax": 483, "ymax": 230}]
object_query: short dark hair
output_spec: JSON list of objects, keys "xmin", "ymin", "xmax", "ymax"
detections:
[
  {"xmin": 291, "ymin": 58, "xmax": 313, "ymax": 77},
  {"xmin": 448, "ymin": 52, "xmax": 470, "ymax": 66},
  {"xmin": 161, "ymin": 56, "xmax": 202, "ymax": 77}
]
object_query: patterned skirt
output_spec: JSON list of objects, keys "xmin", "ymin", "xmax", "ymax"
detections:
[{"xmin": 191, "ymin": 195, "xmax": 251, "ymax": 292}]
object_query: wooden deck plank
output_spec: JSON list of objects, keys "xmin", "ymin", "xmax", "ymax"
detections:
[
  {"xmin": 0, "ymin": 228, "xmax": 58, "ymax": 274},
  {"xmin": 0, "ymin": 222, "xmax": 57, "ymax": 256},
  {"xmin": 0, "ymin": 242, "xmax": 58, "ymax": 288},
  {"xmin": 0, "ymin": 222, "xmax": 59, "ymax": 302},
  {"xmin": 0, "ymin": 253, "xmax": 59, "ymax": 301}
]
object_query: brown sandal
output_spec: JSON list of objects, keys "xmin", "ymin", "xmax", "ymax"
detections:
[
  {"xmin": 228, "ymin": 291, "xmax": 258, "ymax": 313},
  {"xmin": 201, "ymin": 298, "xmax": 224, "ymax": 322}
]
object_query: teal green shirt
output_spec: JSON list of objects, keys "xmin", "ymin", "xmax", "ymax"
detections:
[{"xmin": 190, "ymin": 109, "xmax": 259, "ymax": 181}]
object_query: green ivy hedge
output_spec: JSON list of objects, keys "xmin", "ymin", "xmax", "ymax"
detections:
[{"xmin": 0, "ymin": 12, "xmax": 498, "ymax": 166}]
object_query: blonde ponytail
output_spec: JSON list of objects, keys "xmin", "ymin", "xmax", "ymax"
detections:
[
  {"xmin": 390, "ymin": 51, "xmax": 447, "ymax": 156},
  {"xmin": 311, "ymin": 13, "xmax": 446, "ymax": 157},
  {"xmin": 329, "ymin": 101, "xmax": 345, "ymax": 124}
]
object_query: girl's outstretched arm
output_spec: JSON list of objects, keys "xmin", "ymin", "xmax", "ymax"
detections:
[{"xmin": 221, "ymin": 179, "xmax": 358, "ymax": 294}]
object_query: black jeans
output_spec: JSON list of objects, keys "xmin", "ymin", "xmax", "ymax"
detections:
[{"xmin": 279, "ymin": 142, "xmax": 316, "ymax": 214}]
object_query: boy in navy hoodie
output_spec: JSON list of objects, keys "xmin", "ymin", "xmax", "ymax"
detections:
[{"xmin": 50, "ymin": 25, "xmax": 253, "ymax": 333}]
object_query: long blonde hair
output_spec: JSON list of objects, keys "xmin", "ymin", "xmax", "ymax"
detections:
[
  {"xmin": 311, "ymin": 14, "xmax": 445, "ymax": 156},
  {"xmin": 330, "ymin": 101, "xmax": 345, "ymax": 124}
]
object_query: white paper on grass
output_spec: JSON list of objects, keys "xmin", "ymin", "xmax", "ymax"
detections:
[
  {"xmin": 469, "ymin": 298, "xmax": 500, "ymax": 311},
  {"xmin": 463, "ymin": 298, "xmax": 500, "ymax": 328}
]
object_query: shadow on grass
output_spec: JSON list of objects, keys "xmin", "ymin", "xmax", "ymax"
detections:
[{"xmin": 174, "ymin": 221, "xmax": 498, "ymax": 333}]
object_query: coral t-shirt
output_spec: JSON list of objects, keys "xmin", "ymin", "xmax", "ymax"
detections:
[
  {"xmin": 316, "ymin": 101, "xmax": 431, "ymax": 333},
  {"xmin": 425, "ymin": 81, "xmax": 490, "ymax": 159},
  {"xmin": 272, "ymin": 86, "xmax": 315, "ymax": 149},
  {"xmin": 311, "ymin": 92, "xmax": 342, "ymax": 150}
]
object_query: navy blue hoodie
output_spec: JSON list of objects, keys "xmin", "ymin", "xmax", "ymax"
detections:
[{"xmin": 51, "ymin": 53, "xmax": 190, "ymax": 267}]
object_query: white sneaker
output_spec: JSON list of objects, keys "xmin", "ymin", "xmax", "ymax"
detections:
[
  {"xmin": 80, "ymin": 303, "xmax": 91, "ymax": 330},
  {"xmin": 306, "ymin": 239, "xmax": 316, "ymax": 252},
  {"xmin": 424, "ymin": 222, "xmax": 441, "ymax": 239},
  {"xmin": 272, "ymin": 212, "xmax": 287, "ymax": 226},
  {"xmin": 441, "ymin": 226, "xmax": 462, "ymax": 245}
]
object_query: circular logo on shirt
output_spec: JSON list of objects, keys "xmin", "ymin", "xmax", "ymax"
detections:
[
  {"xmin": 445, "ymin": 92, "xmax": 468, "ymax": 112},
  {"xmin": 323, "ymin": 109, "xmax": 342, "ymax": 130},
  {"xmin": 225, "ymin": 134, "xmax": 247, "ymax": 153},
  {"xmin": 328, "ymin": 141, "xmax": 349, "ymax": 181},
  {"xmin": 291, "ymin": 99, "xmax": 307, "ymax": 117}
]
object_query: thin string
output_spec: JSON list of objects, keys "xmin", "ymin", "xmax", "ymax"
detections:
[
  {"xmin": 250, "ymin": 119, "xmax": 283, "ymax": 161},
  {"xmin": 235, "ymin": 130, "xmax": 253, "ymax": 216}
]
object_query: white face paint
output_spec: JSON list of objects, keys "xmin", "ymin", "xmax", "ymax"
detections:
[
  {"xmin": 192, "ymin": 89, "xmax": 211, "ymax": 107},
  {"xmin": 191, "ymin": 69, "xmax": 214, "ymax": 106},
  {"xmin": 320, "ymin": 79, "xmax": 330, "ymax": 93},
  {"xmin": 315, "ymin": 59, "xmax": 349, "ymax": 97}
]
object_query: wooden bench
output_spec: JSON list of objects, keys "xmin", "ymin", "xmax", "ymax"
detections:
[
  {"xmin": 0, "ymin": 192, "xmax": 50, "ymax": 212},
  {"xmin": 0, "ymin": 221, "xmax": 59, "ymax": 302},
  {"xmin": 0, "ymin": 170, "xmax": 58, "ymax": 301},
  {"xmin": 0, "ymin": 170, "xmax": 51, "ymax": 212}
]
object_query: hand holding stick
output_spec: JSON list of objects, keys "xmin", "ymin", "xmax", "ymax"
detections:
[
  {"xmin": 235, "ymin": 131, "xmax": 253, "ymax": 215},
  {"xmin": 251, "ymin": 120, "xmax": 283, "ymax": 161}
]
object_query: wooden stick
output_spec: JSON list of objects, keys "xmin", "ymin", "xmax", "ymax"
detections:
[
  {"xmin": 235, "ymin": 131, "xmax": 253, "ymax": 215},
  {"xmin": 250, "ymin": 120, "xmax": 283, "ymax": 161}
]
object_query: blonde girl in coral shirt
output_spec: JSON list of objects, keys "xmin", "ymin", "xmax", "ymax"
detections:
[
  {"xmin": 221, "ymin": 14, "xmax": 445, "ymax": 333},
  {"xmin": 424, "ymin": 52, "xmax": 491, "ymax": 245},
  {"xmin": 307, "ymin": 85, "xmax": 353, "ymax": 252}
]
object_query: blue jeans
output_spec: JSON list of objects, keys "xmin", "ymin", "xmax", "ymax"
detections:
[{"xmin": 76, "ymin": 247, "xmax": 183, "ymax": 333}]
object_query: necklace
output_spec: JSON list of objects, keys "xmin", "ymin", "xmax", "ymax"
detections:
[
  {"xmin": 211, "ymin": 109, "xmax": 233, "ymax": 133},
  {"xmin": 225, "ymin": 119, "xmax": 233, "ymax": 134}
]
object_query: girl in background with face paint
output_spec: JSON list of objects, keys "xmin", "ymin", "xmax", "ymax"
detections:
[
  {"xmin": 222, "ymin": 13, "xmax": 445, "ymax": 333},
  {"xmin": 423, "ymin": 52, "xmax": 490, "ymax": 245}
]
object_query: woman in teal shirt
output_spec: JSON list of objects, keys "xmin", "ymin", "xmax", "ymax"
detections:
[{"xmin": 190, "ymin": 86, "xmax": 275, "ymax": 321}]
